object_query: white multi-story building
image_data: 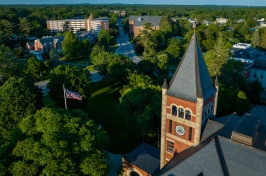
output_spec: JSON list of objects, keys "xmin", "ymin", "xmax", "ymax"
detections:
[{"xmin": 46, "ymin": 14, "xmax": 109, "ymax": 35}]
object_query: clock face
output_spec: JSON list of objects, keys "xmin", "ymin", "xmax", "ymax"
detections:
[{"xmin": 176, "ymin": 125, "xmax": 185, "ymax": 135}]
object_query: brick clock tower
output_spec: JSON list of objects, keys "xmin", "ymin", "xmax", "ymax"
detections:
[{"xmin": 160, "ymin": 32, "xmax": 219, "ymax": 169}]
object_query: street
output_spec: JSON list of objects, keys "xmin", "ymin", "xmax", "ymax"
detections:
[
  {"xmin": 115, "ymin": 19, "xmax": 142, "ymax": 63},
  {"xmin": 35, "ymin": 71, "xmax": 103, "ymax": 95}
]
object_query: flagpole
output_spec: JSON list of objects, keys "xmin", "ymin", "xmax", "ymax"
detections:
[{"xmin": 63, "ymin": 84, "xmax": 67, "ymax": 110}]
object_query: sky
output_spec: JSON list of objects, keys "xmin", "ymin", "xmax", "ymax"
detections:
[{"xmin": 0, "ymin": 0, "xmax": 266, "ymax": 6}]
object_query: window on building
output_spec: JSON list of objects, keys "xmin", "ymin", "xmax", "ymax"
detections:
[
  {"xmin": 178, "ymin": 108, "xmax": 184, "ymax": 118},
  {"xmin": 189, "ymin": 127, "xmax": 192, "ymax": 141},
  {"xmin": 185, "ymin": 110, "xmax": 191, "ymax": 121},
  {"xmin": 172, "ymin": 106, "xmax": 177, "ymax": 116},
  {"xmin": 167, "ymin": 141, "xmax": 174, "ymax": 153},
  {"xmin": 169, "ymin": 120, "xmax": 172, "ymax": 133},
  {"xmin": 261, "ymin": 74, "xmax": 264, "ymax": 79}
]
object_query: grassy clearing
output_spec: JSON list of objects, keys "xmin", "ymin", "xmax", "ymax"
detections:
[
  {"xmin": 43, "ymin": 95, "xmax": 57, "ymax": 108},
  {"xmin": 84, "ymin": 81, "xmax": 138, "ymax": 154},
  {"xmin": 42, "ymin": 80, "xmax": 138, "ymax": 154}
]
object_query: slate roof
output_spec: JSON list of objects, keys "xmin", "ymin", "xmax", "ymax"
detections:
[
  {"xmin": 219, "ymin": 136, "xmax": 266, "ymax": 176},
  {"xmin": 160, "ymin": 133, "xmax": 266, "ymax": 176},
  {"xmin": 201, "ymin": 119, "xmax": 224, "ymax": 141},
  {"xmin": 167, "ymin": 33, "xmax": 216, "ymax": 102},
  {"xmin": 234, "ymin": 113, "xmax": 261, "ymax": 137},
  {"xmin": 124, "ymin": 143, "xmax": 160, "ymax": 175},
  {"xmin": 129, "ymin": 16, "xmax": 162, "ymax": 27},
  {"xmin": 230, "ymin": 47, "xmax": 262, "ymax": 61},
  {"xmin": 160, "ymin": 131, "xmax": 224, "ymax": 176},
  {"xmin": 215, "ymin": 106, "xmax": 266, "ymax": 151}
]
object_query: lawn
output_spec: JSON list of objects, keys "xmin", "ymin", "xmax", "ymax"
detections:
[
  {"xmin": 43, "ymin": 95, "xmax": 56, "ymax": 108},
  {"xmin": 84, "ymin": 81, "xmax": 138, "ymax": 154},
  {"xmin": 42, "ymin": 80, "xmax": 138, "ymax": 154}
]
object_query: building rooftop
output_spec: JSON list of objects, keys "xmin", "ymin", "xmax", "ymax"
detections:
[
  {"xmin": 234, "ymin": 114, "xmax": 261, "ymax": 137},
  {"xmin": 129, "ymin": 16, "xmax": 162, "ymax": 27},
  {"xmin": 124, "ymin": 143, "xmax": 160, "ymax": 175}
]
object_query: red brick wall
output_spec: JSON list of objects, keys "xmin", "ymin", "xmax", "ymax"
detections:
[
  {"xmin": 123, "ymin": 158, "xmax": 151, "ymax": 176},
  {"xmin": 167, "ymin": 95, "xmax": 196, "ymax": 115},
  {"xmin": 166, "ymin": 119, "xmax": 194, "ymax": 143}
]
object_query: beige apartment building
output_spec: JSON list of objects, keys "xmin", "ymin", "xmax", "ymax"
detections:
[{"xmin": 46, "ymin": 14, "xmax": 109, "ymax": 35}]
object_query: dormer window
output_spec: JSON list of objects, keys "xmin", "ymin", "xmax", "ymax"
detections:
[
  {"xmin": 178, "ymin": 108, "xmax": 184, "ymax": 118},
  {"xmin": 172, "ymin": 106, "xmax": 177, "ymax": 116},
  {"xmin": 185, "ymin": 110, "xmax": 191, "ymax": 121}
]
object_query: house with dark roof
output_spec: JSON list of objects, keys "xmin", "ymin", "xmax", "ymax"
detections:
[
  {"xmin": 129, "ymin": 16, "xmax": 162, "ymax": 37},
  {"xmin": 229, "ymin": 43, "xmax": 263, "ymax": 63}
]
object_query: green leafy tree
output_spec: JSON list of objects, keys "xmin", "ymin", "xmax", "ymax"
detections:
[
  {"xmin": 62, "ymin": 31, "xmax": 79, "ymax": 60},
  {"xmin": 98, "ymin": 30, "xmax": 115, "ymax": 50},
  {"xmin": 0, "ymin": 19, "xmax": 14, "ymax": 43},
  {"xmin": 139, "ymin": 22, "xmax": 156, "ymax": 56},
  {"xmin": 0, "ymin": 77, "xmax": 42, "ymax": 139},
  {"xmin": 120, "ymin": 72, "xmax": 153, "ymax": 95},
  {"xmin": 166, "ymin": 38, "xmax": 181, "ymax": 59},
  {"xmin": 91, "ymin": 52, "xmax": 134, "ymax": 87},
  {"xmin": 22, "ymin": 57, "xmax": 47, "ymax": 81},
  {"xmin": 49, "ymin": 49, "xmax": 61, "ymax": 60},
  {"xmin": 62, "ymin": 21, "xmax": 73, "ymax": 32},
  {"xmin": 47, "ymin": 65, "xmax": 91, "ymax": 109},
  {"xmin": 204, "ymin": 34, "xmax": 229, "ymax": 77},
  {"xmin": 90, "ymin": 44, "xmax": 105, "ymax": 60},
  {"xmin": 260, "ymin": 29, "xmax": 266, "ymax": 49},
  {"xmin": 18, "ymin": 17, "xmax": 31, "ymax": 38},
  {"xmin": 11, "ymin": 108, "xmax": 110, "ymax": 176},
  {"xmin": 159, "ymin": 15, "xmax": 173, "ymax": 39},
  {"xmin": 251, "ymin": 30, "xmax": 260, "ymax": 48},
  {"xmin": 117, "ymin": 84, "xmax": 161, "ymax": 137},
  {"xmin": 0, "ymin": 44, "xmax": 18, "ymax": 81},
  {"xmin": 77, "ymin": 39, "xmax": 92, "ymax": 60}
]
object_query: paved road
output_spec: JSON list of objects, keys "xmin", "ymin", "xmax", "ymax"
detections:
[
  {"xmin": 35, "ymin": 71, "xmax": 103, "ymax": 95},
  {"xmin": 116, "ymin": 19, "xmax": 142, "ymax": 64}
]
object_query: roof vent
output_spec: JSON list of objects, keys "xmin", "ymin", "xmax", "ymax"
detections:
[{"xmin": 137, "ymin": 17, "xmax": 142, "ymax": 21}]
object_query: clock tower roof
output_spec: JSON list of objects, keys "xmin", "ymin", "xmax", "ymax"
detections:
[{"xmin": 167, "ymin": 32, "xmax": 216, "ymax": 102}]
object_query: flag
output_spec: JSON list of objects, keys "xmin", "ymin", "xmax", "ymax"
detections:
[{"xmin": 64, "ymin": 87, "xmax": 82, "ymax": 100}]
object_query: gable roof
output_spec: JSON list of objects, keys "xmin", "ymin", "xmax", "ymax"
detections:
[
  {"xmin": 160, "ymin": 131, "xmax": 224, "ymax": 176},
  {"xmin": 129, "ymin": 16, "xmax": 162, "ymax": 27},
  {"xmin": 160, "ymin": 133, "xmax": 266, "ymax": 176},
  {"xmin": 219, "ymin": 136, "xmax": 266, "ymax": 176},
  {"xmin": 167, "ymin": 33, "xmax": 216, "ymax": 102},
  {"xmin": 124, "ymin": 143, "xmax": 160, "ymax": 175}
]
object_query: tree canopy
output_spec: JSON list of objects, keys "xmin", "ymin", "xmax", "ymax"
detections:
[
  {"xmin": 47, "ymin": 65, "xmax": 91, "ymax": 109},
  {"xmin": 10, "ymin": 108, "xmax": 110, "ymax": 176},
  {"xmin": 117, "ymin": 84, "xmax": 161, "ymax": 138},
  {"xmin": 0, "ymin": 44, "xmax": 18, "ymax": 81},
  {"xmin": 0, "ymin": 77, "xmax": 42, "ymax": 139},
  {"xmin": 22, "ymin": 56, "xmax": 47, "ymax": 81}
]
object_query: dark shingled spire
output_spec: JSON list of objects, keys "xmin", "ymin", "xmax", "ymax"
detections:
[
  {"xmin": 162, "ymin": 79, "xmax": 168, "ymax": 89},
  {"xmin": 167, "ymin": 33, "xmax": 216, "ymax": 102}
]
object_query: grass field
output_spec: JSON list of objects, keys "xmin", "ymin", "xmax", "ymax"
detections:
[
  {"xmin": 42, "ymin": 80, "xmax": 138, "ymax": 154},
  {"xmin": 84, "ymin": 81, "xmax": 138, "ymax": 154}
]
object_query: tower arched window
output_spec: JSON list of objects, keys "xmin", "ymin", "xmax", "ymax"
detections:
[
  {"xmin": 172, "ymin": 106, "xmax": 177, "ymax": 116},
  {"xmin": 185, "ymin": 110, "xmax": 191, "ymax": 121},
  {"xmin": 178, "ymin": 108, "xmax": 184, "ymax": 118}
]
